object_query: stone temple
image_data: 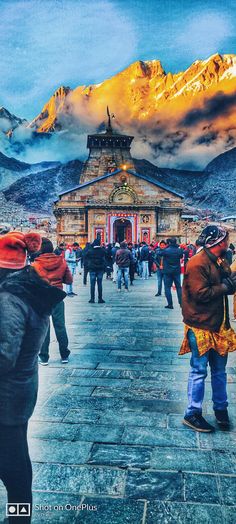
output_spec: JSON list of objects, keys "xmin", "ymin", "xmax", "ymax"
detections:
[{"xmin": 54, "ymin": 111, "xmax": 183, "ymax": 245}]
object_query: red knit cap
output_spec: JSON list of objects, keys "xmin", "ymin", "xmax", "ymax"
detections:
[{"xmin": 0, "ymin": 231, "xmax": 42, "ymax": 269}]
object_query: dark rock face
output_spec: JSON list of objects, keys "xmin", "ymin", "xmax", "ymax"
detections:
[
  {"xmin": 3, "ymin": 159, "xmax": 84, "ymax": 212},
  {"xmin": 0, "ymin": 151, "xmax": 30, "ymax": 190},
  {"xmin": 193, "ymin": 147, "xmax": 236, "ymax": 213},
  {"xmin": 133, "ymin": 159, "xmax": 208, "ymax": 200},
  {"xmin": 0, "ymin": 151, "xmax": 61, "ymax": 191},
  {"xmin": 0, "ymin": 151, "xmax": 30, "ymax": 171},
  {"xmin": 2, "ymin": 147, "xmax": 236, "ymax": 214}
]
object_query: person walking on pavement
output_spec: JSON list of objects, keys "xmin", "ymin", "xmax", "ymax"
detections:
[
  {"xmin": 74, "ymin": 242, "xmax": 83, "ymax": 274},
  {"xmin": 180, "ymin": 225, "xmax": 236, "ymax": 432},
  {"xmin": 32, "ymin": 238, "xmax": 72, "ymax": 365},
  {"xmin": 82, "ymin": 242, "xmax": 91, "ymax": 285},
  {"xmin": 116, "ymin": 241, "xmax": 133, "ymax": 292},
  {"xmin": 140, "ymin": 241, "xmax": 149, "ymax": 280},
  {"xmin": 65, "ymin": 243, "xmax": 77, "ymax": 296},
  {"xmin": 0, "ymin": 232, "xmax": 65, "ymax": 523},
  {"xmin": 128, "ymin": 242, "xmax": 137, "ymax": 286},
  {"xmin": 162, "ymin": 238, "xmax": 183, "ymax": 309},
  {"xmin": 105, "ymin": 243, "xmax": 113, "ymax": 279},
  {"xmin": 111, "ymin": 242, "xmax": 120, "ymax": 283},
  {"xmin": 148, "ymin": 243, "xmax": 155, "ymax": 277},
  {"xmin": 87, "ymin": 238, "xmax": 106, "ymax": 303},
  {"xmin": 155, "ymin": 240, "xmax": 166, "ymax": 296}
]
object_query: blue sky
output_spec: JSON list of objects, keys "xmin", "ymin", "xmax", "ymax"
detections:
[{"xmin": 0, "ymin": 0, "xmax": 235, "ymax": 119}]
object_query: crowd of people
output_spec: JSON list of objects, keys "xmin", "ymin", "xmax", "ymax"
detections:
[
  {"xmin": 50, "ymin": 236, "xmax": 236, "ymax": 310},
  {"xmin": 0, "ymin": 226, "xmax": 236, "ymax": 522}
]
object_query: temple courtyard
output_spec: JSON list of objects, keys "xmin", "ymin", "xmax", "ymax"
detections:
[{"xmin": 1, "ymin": 275, "xmax": 236, "ymax": 523}]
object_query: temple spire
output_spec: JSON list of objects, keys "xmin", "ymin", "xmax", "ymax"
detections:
[{"xmin": 106, "ymin": 106, "xmax": 113, "ymax": 134}]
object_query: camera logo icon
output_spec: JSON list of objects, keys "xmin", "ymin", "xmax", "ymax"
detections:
[{"xmin": 6, "ymin": 504, "xmax": 30, "ymax": 517}]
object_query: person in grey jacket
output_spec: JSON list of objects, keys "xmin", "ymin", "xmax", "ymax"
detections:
[
  {"xmin": 116, "ymin": 241, "xmax": 133, "ymax": 291},
  {"xmin": 0, "ymin": 232, "xmax": 65, "ymax": 523}
]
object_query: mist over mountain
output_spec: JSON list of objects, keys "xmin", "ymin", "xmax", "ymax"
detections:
[
  {"xmin": 3, "ymin": 147, "xmax": 236, "ymax": 215},
  {"xmin": 0, "ymin": 150, "xmax": 61, "ymax": 190},
  {"xmin": 3, "ymin": 159, "xmax": 83, "ymax": 212},
  {"xmin": 1, "ymin": 53, "xmax": 236, "ymax": 169}
]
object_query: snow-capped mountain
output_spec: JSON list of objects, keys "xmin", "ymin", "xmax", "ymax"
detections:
[
  {"xmin": 0, "ymin": 107, "xmax": 28, "ymax": 134},
  {"xmin": 24, "ymin": 53, "xmax": 236, "ymax": 169},
  {"xmin": 1, "ymin": 53, "xmax": 236, "ymax": 169}
]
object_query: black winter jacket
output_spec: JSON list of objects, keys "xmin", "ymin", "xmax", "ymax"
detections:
[
  {"xmin": 140, "ymin": 245, "xmax": 149, "ymax": 262},
  {"xmin": 161, "ymin": 245, "xmax": 183, "ymax": 275},
  {"xmin": 87, "ymin": 246, "xmax": 106, "ymax": 272},
  {"xmin": 0, "ymin": 267, "xmax": 65, "ymax": 425}
]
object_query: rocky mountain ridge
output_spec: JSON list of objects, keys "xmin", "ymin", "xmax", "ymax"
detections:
[
  {"xmin": 1, "ymin": 53, "xmax": 236, "ymax": 169},
  {"xmin": 0, "ymin": 150, "xmax": 61, "ymax": 190},
  {"xmin": 3, "ymin": 146, "xmax": 236, "ymax": 215},
  {"xmin": 30, "ymin": 54, "xmax": 236, "ymax": 133}
]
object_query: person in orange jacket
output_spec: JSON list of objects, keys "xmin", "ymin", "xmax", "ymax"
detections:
[{"xmin": 32, "ymin": 237, "xmax": 73, "ymax": 365}]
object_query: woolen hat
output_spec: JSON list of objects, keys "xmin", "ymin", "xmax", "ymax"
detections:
[
  {"xmin": 197, "ymin": 225, "xmax": 228, "ymax": 249},
  {"xmin": 0, "ymin": 231, "xmax": 42, "ymax": 269}
]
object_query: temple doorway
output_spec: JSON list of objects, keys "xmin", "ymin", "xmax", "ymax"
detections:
[{"xmin": 113, "ymin": 218, "xmax": 132, "ymax": 243}]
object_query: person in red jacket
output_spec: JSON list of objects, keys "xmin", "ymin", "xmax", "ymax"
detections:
[{"xmin": 32, "ymin": 237, "xmax": 72, "ymax": 365}]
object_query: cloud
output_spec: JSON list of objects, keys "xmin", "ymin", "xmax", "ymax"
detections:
[
  {"xmin": 181, "ymin": 91, "xmax": 236, "ymax": 126},
  {"xmin": 175, "ymin": 10, "xmax": 233, "ymax": 61}
]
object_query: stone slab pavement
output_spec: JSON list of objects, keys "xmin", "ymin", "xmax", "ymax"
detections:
[{"xmin": 1, "ymin": 273, "xmax": 236, "ymax": 523}]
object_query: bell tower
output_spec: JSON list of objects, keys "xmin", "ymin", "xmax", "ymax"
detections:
[{"xmin": 79, "ymin": 107, "xmax": 135, "ymax": 184}]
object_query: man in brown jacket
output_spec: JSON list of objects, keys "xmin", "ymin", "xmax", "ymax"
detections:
[{"xmin": 180, "ymin": 225, "xmax": 236, "ymax": 432}]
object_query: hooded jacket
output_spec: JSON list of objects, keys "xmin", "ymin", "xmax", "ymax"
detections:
[
  {"xmin": 32, "ymin": 253, "xmax": 72, "ymax": 289},
  {"xmin": 0, "ymin": 266, "xmax": 65, "ymax": 425}
]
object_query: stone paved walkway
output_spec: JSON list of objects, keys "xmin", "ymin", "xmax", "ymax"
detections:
[{"xmin": 1, "ymin": 275, "xmax": 236, "ymax": 523}]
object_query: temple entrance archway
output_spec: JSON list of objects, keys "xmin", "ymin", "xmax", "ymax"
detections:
[{"xmin": 113, "ymin": 218, "xmax": 132, "ymax": 243}]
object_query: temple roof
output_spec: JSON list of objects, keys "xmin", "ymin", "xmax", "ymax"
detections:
[{"xmin": 58, "ymin": 168, "xmax": 184, "ymax": 199}]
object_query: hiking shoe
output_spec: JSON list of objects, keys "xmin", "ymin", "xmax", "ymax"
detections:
[
  {"xmin": 183, "ymin": 414, "xmax": 215, "ymax": 433},
  {"xmin": 214, "ymin": 409, "xmax": 230, "ymax": 428},
  {"xmin": 38, "ymin": 356, "xmax": 49, "ymax": 366},
  {"xmin": 165, "ymin": 305, "xmax": 174, "ymax": 309},
  {"xmin": 98, "ymin": 299, "xmax": 105, "ymax": 303}
]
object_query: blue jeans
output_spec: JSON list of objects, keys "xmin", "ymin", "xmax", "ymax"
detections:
[
  {"xmin": 185, "ymin": 329, "xmax": 228, "ymax": 416},
  {"xmin": 90, "ymin": 271, "xmax": 104, "ymax": 301},
  {"xmin": 142, "ymin": 261, "xmax": 149, "ymax": 279},
  {"xmin": 66, "ymin": 263, "xmax": 76, "ymax": 293},
  {"xmin": 118, "ymin": 267, "xmax": 129, "ymax": 289},
  {"xmin": 164, "ymin": 272, "xmax": 182, "ymax": 307},
  {"xmin": 157, "ymin": 268, "xmax": 164, "ymax": 294}
]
